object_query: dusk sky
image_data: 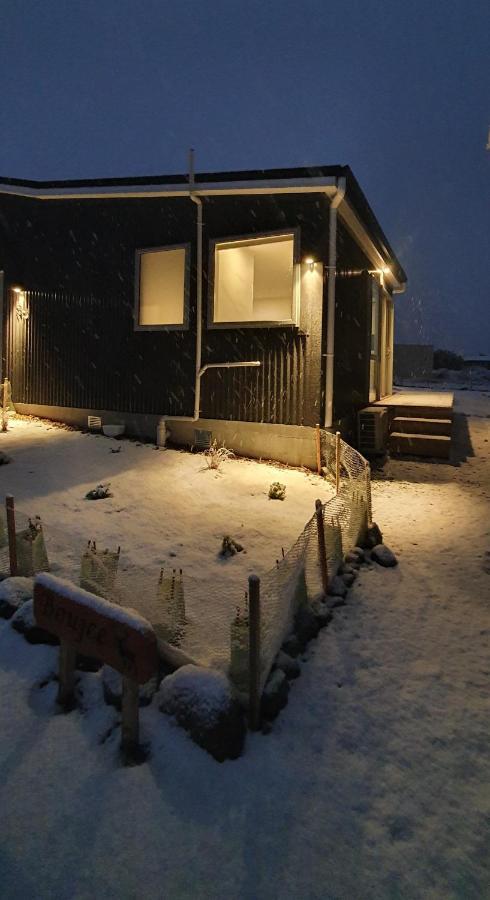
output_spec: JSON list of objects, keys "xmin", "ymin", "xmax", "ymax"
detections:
[{"xmin": 1, "ymin": 0, "xmax": 488, "ymax": 355}]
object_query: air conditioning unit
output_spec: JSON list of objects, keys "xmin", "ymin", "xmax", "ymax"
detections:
[{"xmin": 358, "ymin": 407, "xmax": 388, "ymax": 455}]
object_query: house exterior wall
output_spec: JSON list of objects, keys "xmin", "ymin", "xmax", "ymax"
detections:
[{"xmin": 1, "ymin": 192, "xmax": 329, "ymax": 426}]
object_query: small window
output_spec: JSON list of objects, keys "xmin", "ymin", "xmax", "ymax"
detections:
[
  {"xmin": 135, "ymin": 245, "xmax": 189, "ymax": 329},
  {"xmin": 211, "ymin": 232, "xmax": 298, "ymax": 326}
]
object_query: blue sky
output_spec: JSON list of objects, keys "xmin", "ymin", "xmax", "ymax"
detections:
[{"xmin": 1, "ymin": 0, "xmax": 488, "ymax": 353}]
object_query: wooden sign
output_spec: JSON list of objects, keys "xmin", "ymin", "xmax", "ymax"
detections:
[{"xmin": 33, "ymin": 573, "xmax": 159, "ymax": 685}]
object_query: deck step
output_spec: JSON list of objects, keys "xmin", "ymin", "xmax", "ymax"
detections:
[
  {"xmin": 390, "ymin": 405, "xmax": 454, "ymax": 421},
  {"xmin": 392, "ymin": 416, "xmax": 452, "ymax": 437},
  {"xmin": 389, "ymin": 432, "xmax": 451, "ymax": 459}
]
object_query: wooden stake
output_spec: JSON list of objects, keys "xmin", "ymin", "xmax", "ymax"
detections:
[
  {"xmin": 5, "ymin": 494, "xmax": 17, "ymax": 576},
  {"xmin": 335, "ymin": 431, "xmax": 341, "ymax": 495},
  {"xmin": 2, "ymin": 378, "xmax": 8, "ymax": 432},
  {"xmin": 121, "ymin": 677, "xmax": 140, "ymax": 757},
  {"xmin": 248, "ymin": 574, "xmax": 261, "ymax": 731},
  {"xmin": 57, "ymin": 640, "xmax": 77, "ymax": 709},
  {"xmin": 315, "ymin": 423, "xmax": 322, "ymax": 476},
  {"xmin": 315, "ymin": 499, "xmax": 329, "ymax": 594}
]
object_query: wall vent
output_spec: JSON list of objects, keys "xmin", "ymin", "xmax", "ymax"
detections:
[
  {"xmin": 87, "ymin": 415, "xmax": 102, "ymax": 431},
  {"xmin": 193, "ymin": 428, "xmax": 212, "ymax": 450},
  {"xmin": 358, "ymin": 407, "xmax": 388, "ymax": 455}
]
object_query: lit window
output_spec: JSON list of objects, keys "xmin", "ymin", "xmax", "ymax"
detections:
[
  {"xmin": 212, "ymin": 233, "xmax": 298, "ymax": 326},
  {"xmin": 135, "ymin": 245, "xmax": 189, "ymax": 329}
]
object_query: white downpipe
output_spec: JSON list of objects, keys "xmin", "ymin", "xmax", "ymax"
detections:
[
  {"xmin": 168, "ymin": 150, "xmax": 262, "ymax": 424},
  {"xmin": 324, "ymin": 177, "xmax": 346, "ymax": 429}
]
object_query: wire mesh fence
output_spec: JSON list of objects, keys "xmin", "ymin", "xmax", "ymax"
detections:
[{"xmin": 1, "ymin": 428, "xmax": 372, "ymax": 707}]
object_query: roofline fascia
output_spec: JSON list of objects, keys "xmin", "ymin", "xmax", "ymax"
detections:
[
  {"xmin": 0, "ymin": 176, "xmax": 338, "ymax": 201},
  {"xmin": 0, "ymin": 174, "xmax": 406, "ymax": 291},
  {"xmin": 337, "ymin": 197, "xmax": 406, "ymax": 292}
]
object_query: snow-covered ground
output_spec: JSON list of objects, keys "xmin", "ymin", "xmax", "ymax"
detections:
[
  {"xmin": 0, "ymin": 419, "xmax": 331, "ymax": 666},
  {"xmin": 0, "ymin": 390, "xmax": 489, "ymax": 899}
]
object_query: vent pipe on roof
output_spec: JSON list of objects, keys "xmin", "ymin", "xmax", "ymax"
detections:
[{"xmin": 324, "ymin": 177, "xmax": 346, "ymax": 429}]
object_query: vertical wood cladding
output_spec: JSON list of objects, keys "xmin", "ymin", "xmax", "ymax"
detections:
[{"xmin": 1, "ymin": 192, "xmax": 329, "ymax": 426}]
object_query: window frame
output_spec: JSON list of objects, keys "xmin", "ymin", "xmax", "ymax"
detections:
[
  {"xmin": 207, "ymin": 228, "xmax": 301, "ymax": 329},
  {"xmin": 134, "ymin": 242, "xmax": 191, "ymax": 332}
]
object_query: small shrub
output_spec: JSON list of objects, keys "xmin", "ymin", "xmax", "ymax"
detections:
[
  {"xmin": 433, "ymin": 349, "xmax": 464, "ymax": 371},
  {"xmin": 85, "ymin": 483, "xmax": 112, "ymax": 500},
  {"xmin": 268, "ymin": 482, "xmax": 286, "ymax": 501},
  {"xmin": 220, "ymin": 536, "xmax": 244, "ymax": 558},
  {"xmin": 203, "ymin": 440, "xmax": 234, "ymax": 471}
]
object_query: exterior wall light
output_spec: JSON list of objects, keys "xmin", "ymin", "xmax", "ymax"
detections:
[
  {"xmin": 305, "ymin": 257, "xmax": 316, "ymax": 271},
  {"xmin": 13, "ymin": 287, "xmax": 29, "ymax": 322}
]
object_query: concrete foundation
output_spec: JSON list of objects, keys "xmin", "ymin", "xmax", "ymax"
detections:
[{"xmin": 14, "ymin": 403, "xmax": 321, "ymax": 470}]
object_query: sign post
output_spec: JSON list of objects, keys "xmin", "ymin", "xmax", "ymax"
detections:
[{"xmin": 34, "ymin": 573, "xmax": 159, "ymax": 761}]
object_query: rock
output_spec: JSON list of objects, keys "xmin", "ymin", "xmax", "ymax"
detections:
[
  {"xmin": 102, "ymin": 665, "xmax": 159, "ymax": 709},
  {"xmin": 342, "ymin": 571, "xmax": 356, "ymax": 587},
  {"xmin": 344, "ymin": 551, "xmax": 362, "ymax": 567},
  {"xmin": 311, "ymin": 598, "xmax": 333, "ymax": 627},
  {"xmin": 364, "ymin": 523, "xmax": 383, "ymax": 549},
  {"xmin": 274, "ymin": 650, "xmax": 300, "ymax": 680},
  {"xmin": 0, "ymin": 576, "xmax": 34, "ymax": 620},
  {"xmin": 353, "ymin": 546, "xmax": 369, "ymax": 560},
  {"xmin": 281, "ymin": 635, "xmax": 302, "ymax": 658},
  {"xmin": 294, "ymin": 605, "xmax": 321, "ymax": 645},
  {"xmin": 371, "ymin": 544, "xmax": 398, "ymax": 567},
  {"xmin": 338, "ymin": 563, "xmax": 356, "ymax": 577},
  {"xmin": 11, "ymin": 599, "xmax": 59, "ymax": 645},
  {"xmin": 0, "ymin": 451, "xmax": 11, "ymax": 465},
  {"xmin": 261, "ymin": 669, "xmax": 289, "ymax": 720},
  {"xmin": 327, "ymin": 576, "xmax": 348, "ymax": 598},
  {"xmin": 158, "ymin": 664, "xmax": 246, "ymax": 762},
  {"xmin": 326, "ymin": 595, "xmax": 346, "ymax": 610}
]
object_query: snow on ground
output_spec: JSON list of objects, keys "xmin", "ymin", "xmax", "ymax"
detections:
[
  {"xmin": 0, "ymin": 419, "xmax": 331, "ymax": 666},
  {"xmin": 0, "ymin": 391, "xmax": 489, "ymax": 899}
]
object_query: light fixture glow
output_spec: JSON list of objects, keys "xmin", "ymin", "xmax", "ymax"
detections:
[{"xmin": 305, "ymin": 257, "xmax": 315, "ymax": 271}]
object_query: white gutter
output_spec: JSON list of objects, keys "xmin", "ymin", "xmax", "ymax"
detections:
[
  {"xmin": 0, "ymin": 176, "xmax": 337, "ymax": 201},
  {"xmin": 188, "ymin": 151, "xmax": 204, "ymax": 421},
  {"xmin": 324, "ymin": 177, "xmax": 347, "ymax": 429}
]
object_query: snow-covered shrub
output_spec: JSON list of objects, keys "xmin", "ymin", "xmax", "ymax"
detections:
[
  {"xmin": 203, "ymin": 440, "xmax": 234, "ymax": 471},
  {"xmin": 0, "ymin": 576, "xmax": 34, "ymax": 619},
  {"xmin": 268, "ymin": 482, "xmax": 286, "ymax": 500},
  {"xmin": 85, "ymin": 483, "xmax": 112, "ymax": 500},
  {"xmin": 220, "ymin": 536, "xmax": 244, "ymax": 558}
]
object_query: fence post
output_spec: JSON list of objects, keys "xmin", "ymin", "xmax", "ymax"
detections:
[
  {"xmin": 315, "ymin": 499, "xmax": 329, "ymax": 594},
  {"xmin": 335, "ymin": 431, "xmax": 341, "ymax": 495},
  {"xmin": 315, "ymin": 423, "xmax": 322, "ymax": 476},
  {"xmin": 248, "ymin": 574, "xmax": 261, "ymax": 731},
  {"xmin": 2, "ymin": 378, "xmax": 8, "ymax": 432},
  {"xmin": 6, "ymin": 494, "xmax": 17, "ymax": 576},
  {"xmin": 366, "ymin": 464, "xmax": 373, "ymax": 526}
]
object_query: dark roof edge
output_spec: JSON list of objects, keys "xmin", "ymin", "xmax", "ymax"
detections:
[{"xmin": 0, "ymin": 163, "xmax": 406, "ymax": 284}]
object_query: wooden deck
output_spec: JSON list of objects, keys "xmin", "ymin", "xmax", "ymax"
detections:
[
  {"xmin": 373, "ymin": 390, "xmax": 454, "ymax": 411},
  {"xmin": 372, "ymin": 390, "xmax": 454, "ymax": 458}
]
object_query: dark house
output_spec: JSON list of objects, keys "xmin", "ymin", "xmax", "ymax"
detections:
[{"xmin": 0, "ymin": 164, "xmax": 406, "ymax": 466}]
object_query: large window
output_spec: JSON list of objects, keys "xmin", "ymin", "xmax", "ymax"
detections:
[
  {"xmin": 211, "ymin": 232, "xmax": 298, "ymax": 326},
  {"xmin": 135, "ymin": 245, "xmax": 189, "ymax": 329}
]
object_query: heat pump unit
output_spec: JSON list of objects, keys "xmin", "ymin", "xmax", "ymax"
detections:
[{"xmin": 358, "ymin": 407, "xmax": 388, "ymax": 455}]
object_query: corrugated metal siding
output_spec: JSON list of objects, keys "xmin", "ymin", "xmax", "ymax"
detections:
[
  {"xmin": 5, "ymin": 289, "xmax": 195, "ymax": 416},
  {"xmin": 200, "ymin": 329, "xmax": 308, "ymax": 424}
]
